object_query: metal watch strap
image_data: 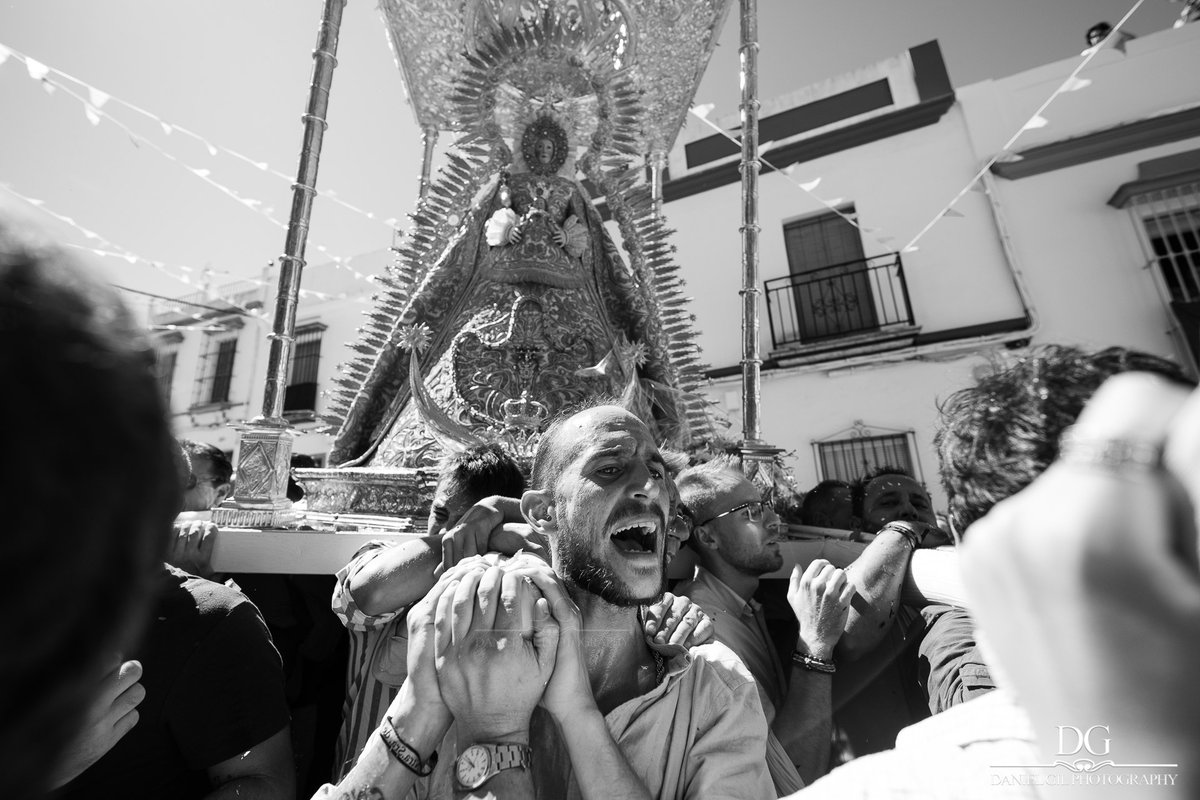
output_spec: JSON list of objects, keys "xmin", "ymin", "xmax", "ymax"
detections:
[{"xmin": 490, "ymin": 743, "xmax": 531, "ymax": 772}]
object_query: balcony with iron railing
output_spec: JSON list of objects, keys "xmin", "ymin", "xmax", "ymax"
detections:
[{"xmin": 764, "ymin": 252, "xmax": 919, "ymax": 359}]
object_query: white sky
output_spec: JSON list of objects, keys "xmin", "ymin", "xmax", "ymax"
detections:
[{"xmin": 0, "ymin": 0, "xmax": 1183, "ymax": 315}]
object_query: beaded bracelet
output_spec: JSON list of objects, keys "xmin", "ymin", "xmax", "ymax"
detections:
[
  {"xmin": 379, "ymin": 717, "xmax": 438, "ymax": 777},
  {"xmin": 792, "ymin": 649, "xmax": 837, "ymax": 674}
]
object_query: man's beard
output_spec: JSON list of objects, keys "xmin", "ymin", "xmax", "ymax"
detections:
[
  {"xmin": 555, "ymin": 532, "xmax": 667, "ymax": 607},
  {"xmin": 727, "ymin": 542, "xmax": 783, "ymax": 577}
]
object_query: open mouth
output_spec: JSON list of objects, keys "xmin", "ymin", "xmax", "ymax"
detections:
[{"xmin": 610, "ymin": 521, "xmax": 659, "ymax": 555}]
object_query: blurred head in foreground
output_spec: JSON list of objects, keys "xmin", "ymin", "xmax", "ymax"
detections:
[{"xmin": 0, "ymin": 218, "xmax": 179, "ymax": 798}]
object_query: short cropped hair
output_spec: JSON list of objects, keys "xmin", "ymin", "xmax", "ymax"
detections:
[
  {"xmin": 0, "ymin": 219, "xmax": 180, "ymax": 796},
  {"xmin": 180, "ymin": 439, "xmax": 234, "ymax": 488},
  {"xmin": 935, "ymin": 345, "xmax": 1193, "ymax": 538},
  {"xmin": 675, "ymin": 457, "xmax": 744, "ymax": 529},
  {"xmin": 440, "ymin": 442, "xmax": 526, "ymax": 500}
]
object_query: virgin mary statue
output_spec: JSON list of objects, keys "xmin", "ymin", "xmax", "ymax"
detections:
[
  {"xmin": 326, "ymin": 7, "xmax": 716, "ymax": 470},
  {"xmin": 328, "ymin": 108, "xmax": 685, "ymax": 468}
]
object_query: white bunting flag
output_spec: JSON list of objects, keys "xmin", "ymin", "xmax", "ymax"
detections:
[{"xmin": 25, "ymin": 57, "xmax": 49, "ymax": 80}]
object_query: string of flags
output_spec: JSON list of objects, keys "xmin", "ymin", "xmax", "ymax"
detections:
[
  {"xmin": 0, "ymin": 42, "xmax": 400, "ymax": 232},
  {"xmin": 687, "ymin": 0, "xmax": 1144, "ymax": 257},
  {"xmin": 0, "ymin": 42, "xmax": 387, "ymax": 285},
  {"xmin": 1, "ymin": 182, "xmax": 370, "ymax": 330},
  {"xmin": 899, "ymin": 0, "xmax": 1146, "ymax": 252},
  {"xmin": 687, "ymin": 103, "xmax": 893, "ymax": 252}
]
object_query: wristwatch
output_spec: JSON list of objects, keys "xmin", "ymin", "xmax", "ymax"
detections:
[{"xmin": 454, "ymin": 743, "xmax": 532, "ymax": 790}]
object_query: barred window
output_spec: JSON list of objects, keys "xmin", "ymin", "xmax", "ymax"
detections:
[
  {"xmin": 284, "ymin": 325, "xmax": 324, "ymax": 414},
  {"xmin": 814, "ymin": 431, "xmax": 919, "ymax": 484},
  {"xmin": 194, "ymin": 335, "xmax": 238, "ymax": 406},
  {"xmin": 1111, "ymin": 159, "xmax": 1200, "ymax": 374}
]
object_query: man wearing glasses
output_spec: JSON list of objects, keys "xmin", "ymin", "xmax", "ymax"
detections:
[{"xmin": 674, "ymin": 460, "xmax": 855, "ymax": 786}]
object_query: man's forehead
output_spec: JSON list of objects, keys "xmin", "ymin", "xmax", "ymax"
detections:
[
  {"xmin": 867, "ymin": 475, "xmax": 926, "ymax": 496},
  {"xmin": 560, "ymin": 407, "xmax": 659, "ymax": 458}
]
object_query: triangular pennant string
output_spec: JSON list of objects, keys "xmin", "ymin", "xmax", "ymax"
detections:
[
  {"xmin": 687, "ymin": 103, "xmax": 891, "ymax": 250},
  {"xmin": 901, "ymin": 0, "xmax": 1145, "ymax": 253},
  {"xmin": 0, "ymin": 42, "xmax": 397, "ymax": 235}
]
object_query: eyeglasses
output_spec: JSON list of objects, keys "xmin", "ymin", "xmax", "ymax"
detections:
[
  {"xmin": 186, "ymin": 473, "xmax": 218, "ymax": 491},
  {"xmin": 695, "ymin": 500, "xmax": 768, "ymax": 528}
]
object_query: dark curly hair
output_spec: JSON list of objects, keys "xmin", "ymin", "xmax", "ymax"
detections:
[{"xmin": 935, "ymin": 345, "xmax": 1194, "ymax": 539}]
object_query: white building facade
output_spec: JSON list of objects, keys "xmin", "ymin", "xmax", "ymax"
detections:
[
  {"xmin": 151, "ymin": 23, "xmax": 1200, "ymax": 510},
  {"xmin": 149, "ymin": 251, "xmax": 387, "ymax": 464},
  {"xmin": 657, "ymin": 24, "xmax": 1199, "ymax": 505}
]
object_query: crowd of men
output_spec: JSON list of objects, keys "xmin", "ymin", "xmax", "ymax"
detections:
[{"xmin": 5, "ymin": 216, "xmax": 1200, "ymax": 800}]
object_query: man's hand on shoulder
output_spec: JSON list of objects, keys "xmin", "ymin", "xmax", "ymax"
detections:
[
  {"xmin": 642, "ymin": 592, "xmax": 714, "ymax": 648},
  {"xmin": 438, "ymin": 495, "xmax": 528, "ymax": 575}
]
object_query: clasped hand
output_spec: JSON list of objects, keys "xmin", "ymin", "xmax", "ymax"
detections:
[
  {"xmin": 789, "ymin": 558, "xmax": 855, "ymax": 660},
  {"xmin": 408, "ymin": 555, "xmax": 577, "ymax": 740}
]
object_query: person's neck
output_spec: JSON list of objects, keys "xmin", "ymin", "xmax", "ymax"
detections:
[
  {"xmin": 571, "ymin": 586, "xmax": 659, "ymax": 715},
  {"xmin": 703, "ymin": 557, "xmax": 760, "ymax": 603}
]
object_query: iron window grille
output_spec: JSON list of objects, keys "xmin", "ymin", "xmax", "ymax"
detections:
[
  {"xmin": 812, "ymin": 423, "xmax": 923, "ymax": 485},
  {"xmin": 284, "ymin": 325, "xmax": 324, "ymax": 415}
]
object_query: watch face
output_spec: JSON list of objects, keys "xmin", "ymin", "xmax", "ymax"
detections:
[{"xmin": 456, "ymin": 745, "xmax": 492, "ymax": 788}]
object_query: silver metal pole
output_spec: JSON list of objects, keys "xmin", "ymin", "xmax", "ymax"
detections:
[
  {"xmin": 738, "ymin": 0, "xmax": 763, "ymax": 446},
  {"xmin": 215, "ymin": 0, "xmax": 346, "ymax": 529},
  {"xmin": 261, "ymin": 0, "xmax": 346, "ymax": 420}
]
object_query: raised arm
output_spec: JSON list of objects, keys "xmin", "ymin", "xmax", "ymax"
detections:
[
  {"xmin": 838, "ymin": 521, "xmax": 931, "ymax": 659},
  {"xmin": 773, "ymin": 560, "xmax": 854, "ymax": 783},
  {"xmin": 349, "ymin": 496, "xmax": 529, "ymax": 617}
]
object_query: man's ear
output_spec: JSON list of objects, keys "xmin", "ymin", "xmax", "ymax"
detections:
[
  {"xmin": 692, "ymin": 523, "xmax": 719, "ymax": 551},
  {"xmin": 213, "ymin": 482, "xmax": 232, "ymax": 507},
  {"xmin": 520, "ymin": 489, "xmax": 556, "ymax": 534}
]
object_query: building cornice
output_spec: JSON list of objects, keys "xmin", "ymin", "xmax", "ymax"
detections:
[
  {"xmin": 991, "ymin": 104, "xmax": 1200, "ymax": 181},
  {"xmin": 664, "ymin": 93, "xmax": 956, "ymax": 204}
]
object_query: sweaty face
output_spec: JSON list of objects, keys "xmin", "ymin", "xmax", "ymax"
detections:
[
  {"xmin": 861, "ymin": 474, "xmax": 937, "ymax": 532},
  {"xmin": 704, "ymin": 477, "xmax": 784, "ymax": 576},
  {"xmin": 548, "ymin": 407, "xmax": 670, "ymax": 606},
  {"xmin": 426, "ymin": 478, "xmax": 480, "ymax": 537},
  {"xmin": 536, "ymin": 137, "xmax": 555, "ymax": 166}
]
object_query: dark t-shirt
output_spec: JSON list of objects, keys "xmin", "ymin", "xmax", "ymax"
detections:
[{"xmin": 59, "ymin": 566, "xmax": 290, "ymax": 799}]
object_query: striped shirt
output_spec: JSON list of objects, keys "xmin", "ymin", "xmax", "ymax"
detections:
[{"xmin": 330, "ymin": 541, "xmax": 410, "ymax": 780}]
